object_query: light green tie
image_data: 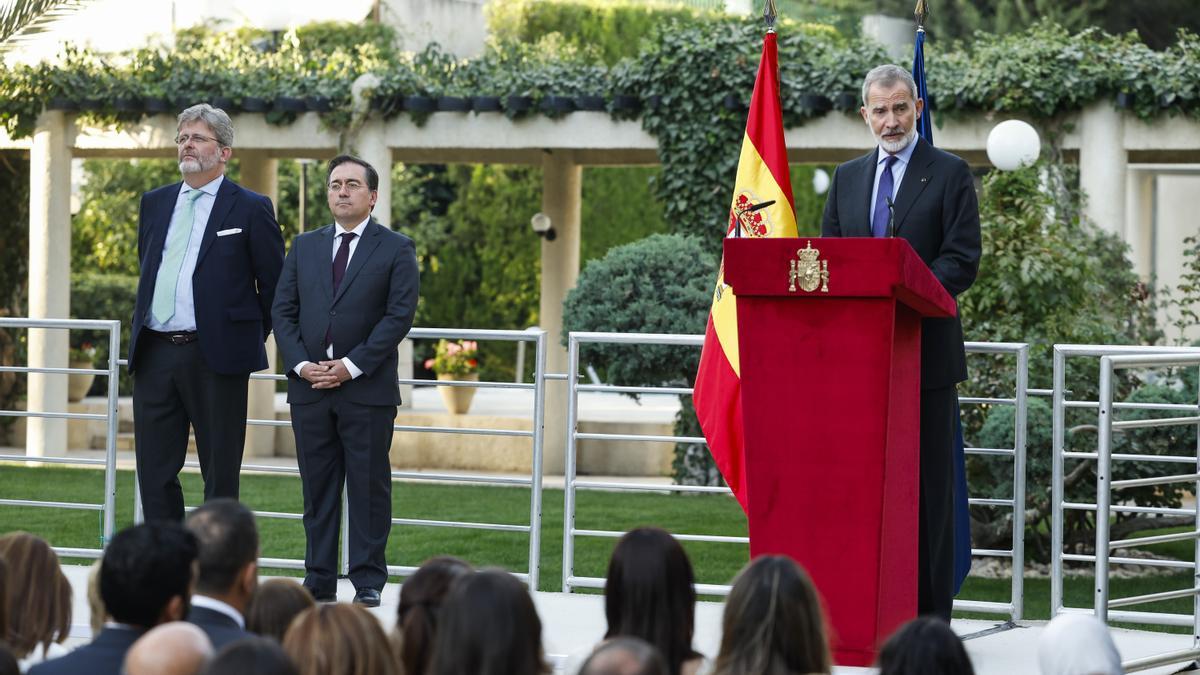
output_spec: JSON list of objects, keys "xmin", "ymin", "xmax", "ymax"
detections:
[{"xmin": 151, "ymin": 189, "xmax": 204, "ymax": 324}]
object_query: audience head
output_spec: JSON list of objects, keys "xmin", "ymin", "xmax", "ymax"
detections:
[
  {"xmin": 604, "ymin": 528, "xmax": 699, "ymax": 675},
  {"xmin": 395, "ymin": 556, "xmax": 473, "ymax": 675},
  {"xmin": 246, "ymin": 578, "xmax": 315, "ymax": 642},
  {"xmin": 87, "ymin": 559, "xmax": 107, "ymax": 635},
  {"xmin": 878, "ymin": 617, "xmax": 974, "ymax": 675},
  {"xmin": 713, "ymin": 555, "xmax": 830, "ymax": 675},
  {"xmin": 0, "ymin": 641, "xmax": 17, "ymax": 675},
  {"xmin": 580, "ymin": 637, "xmax": 669, "ymax": 675},
  {"xmin": 430, "ymin": 568, "xmax": 548, "ymax": 675},
  {"xmin": 124, "ymin": 621, "xmax": 214, "ymax": 675},
  {"xmin": 101, "ymin": 522, "xmax": 199, "ymax": 629},
  {"xmin": 283, "ymin": 603, "xmax": 399, "ymax": 675},
  {"xmin": 1037, "ymin": 614, "xmax": 1123, "ymax": 675},
  {"xmin": 201, "ymin": 636, "xmax": 300, "ymax": 675},
  {"xmin": 0, "ymin": 532, "xmax": 72, "ymax": 659},
  {"xmin": 0, "ymin": 555, "xmax": 8, "ymax": 640},
  {"xmin": 185, "ymin": 498, "xmax": 259, "ymax": 610}
]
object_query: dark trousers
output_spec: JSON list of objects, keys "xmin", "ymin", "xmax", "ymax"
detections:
[
  {"xmin": 132, "ymin": 338, "xmax": 249, "ymax": 522},
  {"xmin": 291, "ymin": 389, "xmax": 396, "ymax": 592},
  {"xmin": 918, "ymin": 385, "xmax": 958, "ymax": 621}
]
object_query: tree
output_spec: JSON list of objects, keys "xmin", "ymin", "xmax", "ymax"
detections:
[{"xmin": 0, "ymin": 0, "xmax": 89, "ymax": 48}]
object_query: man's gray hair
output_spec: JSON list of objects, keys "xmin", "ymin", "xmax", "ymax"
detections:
[
  {"xmin": 861, "ymin": 64, "xmax": 918, "ymax": 106},
  {"xmin": 177, "ymin": 104, "xmax": 234, "ymax": 148}
]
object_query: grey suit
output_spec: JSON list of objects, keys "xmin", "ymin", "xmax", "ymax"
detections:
[
  {"xmin": 821, "ymin": 137, "xmax": 981, "ymax": 620},
  {"xmin": 271, "ymin": 219, "xmax": 418, "ymax": 592}
]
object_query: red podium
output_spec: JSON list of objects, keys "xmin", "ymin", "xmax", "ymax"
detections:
[{"xmin": 723, "ymin": 237, "xmax": 957, "ymax": 667}]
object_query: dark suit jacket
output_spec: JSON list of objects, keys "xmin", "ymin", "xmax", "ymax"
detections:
[
  {"xmin": 129, "ymin": 177, "xmax": 285, "ymax": 375},
  {"xmin": 186, "ymin": 604, "xmax": 248, "ymax": 650},
  {"xmin": 27, "ymin": 626, "xmax": 144, "ymax": 675},
  {"xmin": 272, "ymin": 220, "xmax": 419, "ymax": 406},
  {"xmin": 821, "ymin": 137, "xmax": 981, "ymax": 389}
]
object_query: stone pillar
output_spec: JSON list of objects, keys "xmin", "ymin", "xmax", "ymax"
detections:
[
  {"xmin": 27, "ymin": 111, "xmax": 72, "ymax": 457},
  {"xmin": 237, "ymin": 152, "xmax": 278, "ymax": 458},
  {"xmin": 1080, "ymin": 103, "xmax": 1127, "ymax": 237},
  {"xmin": 1125, "ymin": 168, "xmax": 1155, "ymax": 279},
  {"xmin": 539, "ymin": 151, "xmax": 582, "ymax": 475}
]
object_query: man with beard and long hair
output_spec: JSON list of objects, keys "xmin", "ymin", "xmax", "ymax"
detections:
[
  {"xmin": 821, "ymin": 64, "xmax": 981, "ymax": 621},
  {"xmin": 128, "ymin": 104, "xmax": 284, "ymax": 522}
]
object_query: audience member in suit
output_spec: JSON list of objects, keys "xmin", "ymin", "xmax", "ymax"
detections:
[
  {"xmin": 0, "ymin": 533, "xmax": 72, "ymax": 669},
  {"xmin": 393, "ymin": 556, "xmax": 473, "ymax": 675},
  {"xmin": 430, "ymin": 568, "xmax": 549, "ymax": 675},
  {"xmin": 129, "ymin": 103, "xmax": 285, "ymax": 522},
  {"xmin": 184, "ymin": 498, "xmax": 258, "ymax": 649},
  {"xmin": 603, "ymin": 529, "xmax": 704, "ymax": 675},
  {"xmin": 712, "ymin": 556, "xmax": 830, "ymax": 675},
  {"xmin": 201, "ymin": 637, "xmax": 300, "ymax": 675},
  {"xmin": 821, "ymin": 64, "xmax": 981, "ymax": 621},
  {"xmin": 245, "ymin": 579, "xmax": 314, "ymax": 643},
  {"xmin": 282, "ymin": 604, "xmax": 399, "ymax": 675},
  {"xmin": 877, "ymin": 617, "xmax": 975, "ymax": 675},
  {"xmin": 124, "ymin": 622, "xmax": 213, "ymax": 675},
  {"xmin": 1037, "ymin": 614, "xmax": 1122, "ymax": 675},
  {"xmin": 28, "ymin": 522, "xmax": 198, "ymax": 675},
  {"xmin": 580, "ymin": 637, "xmax": 669, "ymax": 675},
  {"xmin": 0, "ymin": 642, "xmax": 17, "ymax": 675},
  {"xmin": 272, "ymin": 154, "xmax": 419, "ymax": 607}
]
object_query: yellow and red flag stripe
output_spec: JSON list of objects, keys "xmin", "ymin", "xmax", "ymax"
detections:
[{"xmin": 693, "ymin": 30, "xmax": 796, "ymax": 512}]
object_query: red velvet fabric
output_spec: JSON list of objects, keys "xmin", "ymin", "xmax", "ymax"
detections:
[{"xmin": 724, "ymin": 237, "xmax": 953, "ymax": 666}]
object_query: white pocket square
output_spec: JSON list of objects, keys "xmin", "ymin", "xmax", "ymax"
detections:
[{"xmin": 216, "ymin": 228, "xmax": 243, "ymax": 237}]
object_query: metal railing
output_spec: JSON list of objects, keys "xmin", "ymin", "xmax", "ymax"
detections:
[
  {"xmin": 0, "ymin": 318, "xmax": 122, "ymax": 558},
  {"xmin": 1050, "ymin": 345, "xmax": 1200, "ymax": 673},
  {"xmin": 560, "ymin": 333, "xmax": 1029, "ymax": 617},
  {"xmin": 119, "ymin": 327, "xmax": 548, "ymax": 588},
  {"xmin": 954, "ymin": 341, "xmax": 1029, "ymax": 621}
]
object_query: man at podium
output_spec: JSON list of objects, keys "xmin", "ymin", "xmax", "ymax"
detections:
[{"xmin": 820, "ymin": 64, "xmax": 981, "ymax": 621}]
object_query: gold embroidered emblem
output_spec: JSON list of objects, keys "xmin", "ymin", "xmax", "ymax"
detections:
[{"xmin": 788, "ymin": 241, "xmax": 829, "ymax": 293}]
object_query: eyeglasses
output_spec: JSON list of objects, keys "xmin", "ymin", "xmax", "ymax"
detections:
[
  {"xmin": 327, "ymin": 180, "xmax": 367, "ymax": 192},
  {"xmin": 174, "ymin": 133, "xmax": 219, "ymax": 145}
]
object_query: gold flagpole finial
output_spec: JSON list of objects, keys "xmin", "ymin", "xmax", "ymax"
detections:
[
  {"xmin": 763, "ymin": 0, "xmax": 778, "ymax": 33},
  {"xmin": 914, "ymin": 0, "xmax": 928, "ymax": 29}
]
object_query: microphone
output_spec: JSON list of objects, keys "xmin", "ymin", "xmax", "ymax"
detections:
[
  {"xmin": 732, "ymin": 199, "xmax": 777, "ymax": 238},
  {"xmin": 885, "ymin": 196, "xmax": 896, "ymax": 238}
]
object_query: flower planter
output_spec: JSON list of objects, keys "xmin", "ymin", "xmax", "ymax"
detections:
[
  {"xmin": 573, "ymin": 95, "xmax": 606, "ymax": 111},
  {"xmin": 143, "ymin": 97, "xmax": 171, "ymax": 114},
  {"xmin": 68, "ymin": 361, "xmax": 95, "ymax": 403},
  {"xmin": 210, "ymin": 96, "xmax": 236, "ymax": 112},
  {"xmin": 240, "ymin": 97, "xmax": 269, "ymax": 113},
  {"xmin": 436, "ymin": 96, "xmax": 471, "ymax": 112},
  {"xmin": 305, "ymin": 96, "xmax": 333, "ymax": 112},
  {"xmin": 722, "ymin": 94, "xmax": 745, "ymax": 111},
  {"xmin": 404, "ymin": 95, "xmax": 437, "ymax": 113},
  {"xmin": 834, "ymin": 92, "xmax": 858, "ymax": 111},
  {"xmin": 504, "ymin": 95, "xmax": 533, "ymax": 114},
  {"xmin": 611, "ymin": 95, "xmax": 642, "ymax": 112},
  {"xmin": 799, "ymin": 93, "xmax": 832, "ymax": 114},
  {"xmin": 47, "ymin": 97, "xmax": 77, "ymax": 111},
  {"xmin": 437, "ymin": 373, "xmax": 478, "ymax": 415},
  {"xmin": 471, "ymin": 96, "xmax": 502, "ymax": 112},
  {"xmin": 113, "ymin": 97, "xmax": 142, "ymax": 112},
  {"xmin": 540, "ymin": 95, "xmax": 575, "ymax": 114},
  {"xmin": 273, "ymin": 96, "xmax": 307, "ymax": 113},
  {"xmin": 1116, "ymin": 92, "xmax": 1135, "ymax": 109}
]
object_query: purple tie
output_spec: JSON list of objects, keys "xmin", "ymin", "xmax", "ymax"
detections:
[
  {"xmin": 872, "ymin": 155, "xmax": 898, "ymax": 238},
  {"xmin": 332, "ymin": 231, "xmax": 357, "ymax": 293},
  {"xmin": 326, "ymin": 232, "xmax": 357, "ymax": 349}
]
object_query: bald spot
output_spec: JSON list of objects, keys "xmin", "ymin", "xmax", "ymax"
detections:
[
  {"xmin": 582, "ymin": 647, "xmax": 649, "ymax": 675},
  {"xmin": 125, "ymin": 622, "xmax": 213, "ymax": 675}
]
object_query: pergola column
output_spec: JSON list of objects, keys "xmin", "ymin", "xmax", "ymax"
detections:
[
  {"xmin": 539, "ymin": 150, "xmax": 582, "ymax": 474},
  {"xmin": 1080, "ymin": 103, "xmax": 1127, "ymax": 237},
  {"xmin": 1125, "ymin": 168, "xmax": 1155, "ymax": 279},
  {"xmin": 27, "ymin": 111, "xmax": 72, "ymax": 457},
  {"xmin": 238, "ymin": 151, "xmax": 278, "ymax": 458}
]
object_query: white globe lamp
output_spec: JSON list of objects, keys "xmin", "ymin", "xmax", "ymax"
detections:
[
  {"xmin": 812, "ymin": 168, "xmax": 830, "ymax": 195},
  {"xmin": 986, "ymin": 120, "xmax": 1041, "ymax": 171}
]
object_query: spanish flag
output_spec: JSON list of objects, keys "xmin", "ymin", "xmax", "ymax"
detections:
[{"xmin": 693, "ymin": 26, "xmax": 797, "ymax": 512}]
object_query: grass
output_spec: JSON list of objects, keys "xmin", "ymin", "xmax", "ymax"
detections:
[{"xmin": 1, "ymin": 465, "xmax": 1194, "ymax": 632}]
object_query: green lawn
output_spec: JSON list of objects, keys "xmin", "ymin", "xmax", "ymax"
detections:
[{"xmin": 0, "ymin": 464, "xmax": 1193, "ymax": 632}]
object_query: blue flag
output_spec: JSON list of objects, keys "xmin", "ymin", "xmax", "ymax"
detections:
[{"xmin": 913, "ymin": 22, "xmax": 972, "ymax": 597}]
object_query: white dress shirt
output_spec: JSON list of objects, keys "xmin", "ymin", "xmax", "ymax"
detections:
[
  {"xmin": 868, "ymin": 137, "xmax": 919, "ymax": 224},
  {"xmin": 293, "ymin": 217, "xmax": 371, "ymax": 380},
  {"xmin": 190, "ymin": 594, "xmax": 246, "ymax": 629},
  {"xmin": 146, "ymin": 174, "xmax": 224, "ymax": 332}
]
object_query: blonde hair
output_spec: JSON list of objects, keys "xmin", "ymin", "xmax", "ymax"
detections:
[{"xmin": 283, "ymin": 604, "xmax": 399, "ymax": 675}]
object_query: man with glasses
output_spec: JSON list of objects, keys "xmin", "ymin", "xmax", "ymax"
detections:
[
  {"xmin": 272, "ymin": 155, "xmax": 418, "ymax": 607},
  {"xmin": 129, "ymin": 104, "xmax": 285, "ymax": 523}
]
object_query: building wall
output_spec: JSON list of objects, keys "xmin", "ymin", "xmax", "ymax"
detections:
[{"xmin": 384, "ymin": 0, "xmax": 488, "ymax": 58}]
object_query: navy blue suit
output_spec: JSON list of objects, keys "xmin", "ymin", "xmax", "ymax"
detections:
[
  {"xmin": 821, "ymin": 137, "xmax": 981, "ymax": 620},
  {"xmin": 27, "ymin": 626, "xmax": 144, "ymax": 675},
  {"xmin": 272, "ymin": 219, "xmax": 418, "ymax": 593},
  {"xmin": 130, "ymin": 177, "xmax": 284, "ymax": 521},
  {"xmin": 186, "ymin": 605, "xmax": 248, "ymax": 650}
]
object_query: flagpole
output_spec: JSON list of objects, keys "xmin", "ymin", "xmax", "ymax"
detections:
[{"xmin": 763, "ymin": 0, "xmax": 777, "ymax": 33}]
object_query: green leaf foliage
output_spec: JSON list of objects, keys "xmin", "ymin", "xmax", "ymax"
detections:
[
  {"xmin": 0, "ymin": 154, "xmax": 30, "ymax": 423},
  {"xmin": 69, "ymin": 272, "xmax": 137, "ymax": 394}
]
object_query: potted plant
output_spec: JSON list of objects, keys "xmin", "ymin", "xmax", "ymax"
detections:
[
  {"xmin": 68, "ymin": 341, "xmax": 98, "ymax": 402},
  {"xmin": 425, "ymin": 339, "xmax": 479, "ymax": 415}
]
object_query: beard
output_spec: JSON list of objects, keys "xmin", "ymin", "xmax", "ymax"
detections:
[
  {"xmin": 178, "ymin": 152, "xmax": 218, "ymax": 175},
  {"xmin": 873, "ymin": 124, "xmax": 917, "ymax": 154}
]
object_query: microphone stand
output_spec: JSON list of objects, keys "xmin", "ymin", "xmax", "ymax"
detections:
[{"xmin": 885, "ymin": 195, "xmax": 896, "ymax": 238}]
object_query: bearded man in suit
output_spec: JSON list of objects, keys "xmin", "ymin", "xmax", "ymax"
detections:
[
  {"xmin": 821, "ymin": 64, "xmax": 981, "ymax": 621},
  {"xmin": 272, "ymin": 155, "xmax": 419, "ymax": 607}
]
